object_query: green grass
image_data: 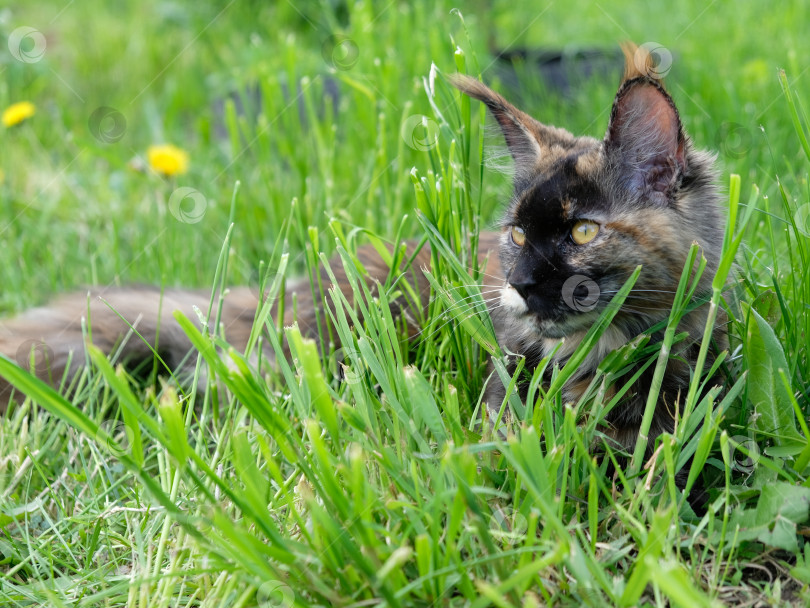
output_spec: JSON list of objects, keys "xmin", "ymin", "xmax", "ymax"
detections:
[{"xmin": 2, "ymin": 0, "xmax": 810, "ymax": 605}]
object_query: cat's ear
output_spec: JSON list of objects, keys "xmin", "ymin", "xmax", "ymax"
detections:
[
  {"xmin": 450, "ymin": 74, "xmax": 568, "ymax": 167},
  {"xmin": 605, "ymin": 77, "xmax": 686, "ymax": 205}
]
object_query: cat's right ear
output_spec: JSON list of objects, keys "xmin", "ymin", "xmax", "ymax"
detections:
[
  {"xmin": 450, "ymin": 74, "xmax": 563, "ymax": 167},
  {"xmin": 604, "ymin": 76, "xmax": 686, "ymax": 206}
]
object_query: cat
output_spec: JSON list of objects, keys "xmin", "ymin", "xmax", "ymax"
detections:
[
  {"xmin": 454, "ymin": 47, "xmax": 726, "ymax": 448},
  {"xmin": 0, "ymin": 44, "xmax": 725, "ymax": 460}
]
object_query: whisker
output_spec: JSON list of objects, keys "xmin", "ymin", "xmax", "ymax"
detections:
[
  {"xmin": 434, "ymin": 297, "xmax": 501, "ymax": 318},
  {"xmin": 415, "ymin": 297, "xmax": 507, "ymax": 341},
  {"xmin": 460, "ymin": 266, "xmax": 506, "ymax": 282},
  {"xmin": 614, "ymin": 306, "xmax": 667, "ymax": 316},
  {"xmin": 435, "ymin": 291, "xmax": 503, "ymax": 306},
  {"xmin": 438, "ymin": 288, "xmax": 502, "ymax": 297},
  {"xmin": 431, "ymin": 288, "xmax": 503, "ymax": 303},
  {"xmin": 600, "ymin": 289, "xmax": 681, "ymax": 295},
  {"xmin": 413, "ymin": 309, "xmax": 482, "ymax": 341}
]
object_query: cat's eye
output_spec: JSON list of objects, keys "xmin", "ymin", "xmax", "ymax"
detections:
[
  {"xmin": 510, "ymin": 225, "xmax": 526, "ymax": 247},
  {"xmin": 571, "ymin": 220, "xmax": 599, "ymax": 245}
]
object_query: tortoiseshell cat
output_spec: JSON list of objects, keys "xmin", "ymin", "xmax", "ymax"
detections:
[
  {"xmin": 454, "ymin": 49, "xmax": 725, "ymax": 448},
  {"xmin": 0, "ymin": 45, "xmax": 724, "ymax": 458}
]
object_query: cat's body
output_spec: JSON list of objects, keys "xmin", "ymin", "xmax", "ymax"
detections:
[
  {"xmin": 456, "ymin": 46, "xmax": 725, "ymax": 447},
  {"xmin": 0, "ymin": 45, "xmax": 725, "ymax": 456},
  {"xmin": 0, "ymin": 239, "xmax": 493, "ymax": 405}
]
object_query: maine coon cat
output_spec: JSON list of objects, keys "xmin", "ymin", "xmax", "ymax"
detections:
[{"xmin": 0, "ymin": 45, "xmax": 725, "ymax": 456}]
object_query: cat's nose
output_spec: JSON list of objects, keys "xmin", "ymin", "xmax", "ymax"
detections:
[{"xmin": 508, "ymin": 276, "xmax": 535, "ymax": 301}]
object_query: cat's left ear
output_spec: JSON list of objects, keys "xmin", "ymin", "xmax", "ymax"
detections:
[
  {"xmin": 450, "ymin": 74, "xmax": 571, "ymax": 171},
  {"xmin": 605, "ymin": 78, "xmax": 686, "ymax": 205}
]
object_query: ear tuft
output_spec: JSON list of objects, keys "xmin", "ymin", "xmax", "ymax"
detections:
[{"xmin": 620, "ymin": 41, "xmax": 670, "ymax": 83}]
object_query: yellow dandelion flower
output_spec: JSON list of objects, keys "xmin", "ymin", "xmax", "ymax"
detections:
[
  {"xmin": 147, "ymin": 144, "xmax": 189, "ymax": 177},
  {"xmin": 2, "ymin": 101, "xmax": 36, "ymax": 127}
]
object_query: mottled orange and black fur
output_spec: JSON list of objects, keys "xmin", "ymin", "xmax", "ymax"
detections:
[
  {"xmin": 0, "ymin": 45, "xmax": 725, "ymax": 458},
  {"xmin": 457, "ymin": 44, "xmax": 725, "ymax": 448},
  {"xmin": 0, "ymin": 245, "xmax": 441, "ymax": 409}
]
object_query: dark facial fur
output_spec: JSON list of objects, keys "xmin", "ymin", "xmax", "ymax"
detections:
[{"xmin": 452, "ymin": 46, "xmax": 726, "ymax": 448}]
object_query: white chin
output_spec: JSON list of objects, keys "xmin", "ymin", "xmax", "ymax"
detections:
[
  {"xmin": 498, "ymin": 286, "xmax": 584, "ymax": 339},
  {"xmin": 499, "ymin": 286, "xmax": 528, "ymax": 313}
]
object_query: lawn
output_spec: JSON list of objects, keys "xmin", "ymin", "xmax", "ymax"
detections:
[{"xmin": 1, "ymin": 0, "xmax": 810, "ymax": 606}]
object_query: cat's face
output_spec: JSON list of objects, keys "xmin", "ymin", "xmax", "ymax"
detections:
[
  {"xmin": 497, "ymin": 147, "xmax": 633, "ymax": 339},
  {"xmin": 453, "ymin": 58, "xmax": 723, "ymax": 343}
]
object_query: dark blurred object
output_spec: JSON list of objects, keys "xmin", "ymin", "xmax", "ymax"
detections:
[
  {"xmin": 491, "ymin": 46, "xmax": 625, "ymax": 97},
  {"xmin": 211, "ymin": 77, "xmax": 340, "ymax": 141}
]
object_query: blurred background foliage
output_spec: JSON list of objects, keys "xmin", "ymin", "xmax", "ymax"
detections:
[{"xmin": 0, "ymin": 0, "xmax": 807, "ymax": 307}]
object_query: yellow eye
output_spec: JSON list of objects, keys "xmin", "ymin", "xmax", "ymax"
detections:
[
  {"xmin": 510, "ymin": 225, "xmax": 526, "ymax": 247},
  {"xmin": 571, "ymin": 220, "xmax": 599, "ymax": 245}
]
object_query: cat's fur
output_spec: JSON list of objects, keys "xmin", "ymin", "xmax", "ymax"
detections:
[
  {"xmin": 0, "ymin": 45, "xmax": 725, "ymax": 456},
  {"xmin": 459, "ymin": 46, "xmax": 725, "ymax": 448}
]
